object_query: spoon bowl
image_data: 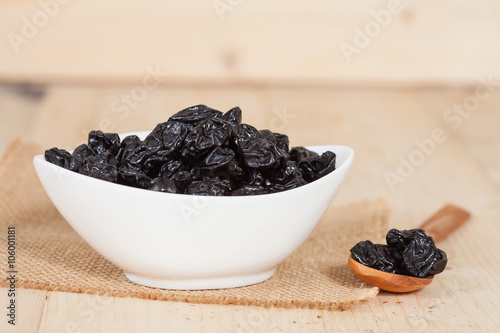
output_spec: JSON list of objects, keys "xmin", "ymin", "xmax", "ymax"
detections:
[
  {"xmin": 348, "ymin": 204, "xmax": 470, "ymax": 293},
  {"xmin": 348, "ymin": 256, "xmax": 433, "ymax": 292}
]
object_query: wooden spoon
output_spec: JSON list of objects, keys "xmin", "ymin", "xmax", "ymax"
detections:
[{"xmin": 348, "ymin": 204, "xmax": 471, "ymax": 293}]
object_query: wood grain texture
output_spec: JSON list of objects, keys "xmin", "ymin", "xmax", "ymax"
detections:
[
  {"xmin": 418, "ymin": 204, "xmax": 471, "ymax": 242},
  {"xmin": 1, "ymin": 85, "xmax": 500, "ymax": 332},
  {"xmin": 0, "ymin": 289, "xmax": 48, "ymax": 333},
  {"xmin": 0, "ymin": 1, "xmax": 499, "ymax": 85},
  {"xmin": 0, "ymin": 86, "xmax": 42, "ymax": 156}
]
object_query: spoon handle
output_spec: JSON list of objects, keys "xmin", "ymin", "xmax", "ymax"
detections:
[{"xmin": 418, "ymin": 204, "xmax": 471, "ymax": 243}]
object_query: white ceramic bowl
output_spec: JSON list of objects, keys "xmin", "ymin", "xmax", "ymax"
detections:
[{"xmin": 33, "ymin": 131, "xmax": 353, "ymax": 290}]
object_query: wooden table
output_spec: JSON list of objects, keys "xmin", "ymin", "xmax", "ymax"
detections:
[{"xmin": 1, "ymin": 84, "xmax": 500, "ymax": 332}]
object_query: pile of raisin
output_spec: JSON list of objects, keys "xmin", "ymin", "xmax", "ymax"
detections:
[
  {"xmin": 350, "ymin": 229, "xmax": 447, "ymax": 278},
  {"xmin": 45, "ymin": 105, "xmax": 337, "ymax": 196}
]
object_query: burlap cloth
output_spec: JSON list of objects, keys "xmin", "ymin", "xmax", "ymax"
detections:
[{"xmin": 0, "ymin": 140, "xmax": 388, "ymax": 310}]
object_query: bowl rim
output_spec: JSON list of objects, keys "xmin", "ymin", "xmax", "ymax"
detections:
[{"xmin": 34, "ymin": 131, "xmax": 354, "ymax": 200}]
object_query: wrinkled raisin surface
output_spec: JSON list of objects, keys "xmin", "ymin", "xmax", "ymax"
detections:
[
  {"xmin": 44, "ymin": 105, "xmax": 338, "ymax": 196},
  {"xmin": 351, "ymin": 228, "xmax": 448, "ymax": 278}
]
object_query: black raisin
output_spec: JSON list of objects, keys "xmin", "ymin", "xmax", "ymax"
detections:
[
  {"xmin": 46, "ymin": 105, "xmax": 339, "ymax": 196},
  {"xmin": 350, "ymin": 241, "xmax": 399, "ymax": 274},
  {"xmin": 73, "ymin": 144, "xmax": 93, "ymax": 162},
  {"xmin": 234, "ymin": 124, "xmax": 261, "ymax": 148},
  {"xmin": 158, "ymin": 160, "xmax": 184, "ymax": 179},
  {"xmin": 88, "ymin": 130, "xmax": 120, "ymax": 156},
  {"xmin": 181, "ymin": 118, "xmax": 234, "ymax": 161},
  {"xmin": 259, "ymin": 129, "xmax": 278, "ymax": 144},
  {"xmin": 117, "ymin": 135, "xmax": 141, "ymax": 164},
  {"xmin": 243, "ymin": 169, "xmax": 265, "ymax": 187},
  {"xmin": 232, "ymin": 185, "xmax": 269, "ymax": 196},
  {"xmin": 149, "ymin": 177, "xmax": 178, "ymax": 193},
  {"xmin": 117, "ymin": 168, "xmax": 152, "ymax": 189},
  {"xmin": 298, "ymin": 151, "xmax": 336, "ymax": 182},
  {"xmin": 186, "ymin": 180, "xmax": 225, "ymax": 196},
  {"xmin": 289, "ymin": 146, "xmax": 318, "ymax": 162},
  {"xmin": 87, "ymin": 152, "xmax": 118, "ymax": 167},
  {"xmin": 221, "ymin": 106, "xmax": 242, "ymax": 131},
  {"xmin": 197, "ymin": 147, "xmax": 242, "ymax": 178},
  {"xmin": 427, "ymin": 249, "xmax": 448, "ymax": 276},
  {"xmin": 274, "ymin": 133, "xmax": 290, "ymax": 153},
  {"xmin": 80, "ymin": 163, "xmax": 118, "ymax": 182},
  {"xmin": 386, "ymin": 229, "xmax": 427, "ymax": 253},
  {"xmin": 238, "ymin": 139, "xmax": 288, "ymax": 170},
  {"xmin": 401, "ymin": 236, "xmax": 444, "ymax": 278},
  {"xmin": 123, "ymin": 121, "xmax": 189, "ymax": 175},
  {"xmin": 169, "ymin": 104, "xmax": 222, "ymax": 126},
  {"xmin": 264, "ymin": 161, "xmax": 306, "ymax": 192},
  {"xmin": 351, "ymin": 228, "xmax": 448, "ymax": 278},
  {"xmin": 45, "ymin": 147, "xmax": 81, "ymax": 172},
  {"xmin": 170, "ymin": 171, "xmax": 193, "ymax": 192}
]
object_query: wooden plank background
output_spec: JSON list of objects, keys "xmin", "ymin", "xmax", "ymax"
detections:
[
  {"xmin": 1, "ymin": 85, "xmax": 500, "ymax": 332},
  {"xmin": 1, "ymin": 1, "xmax": 499, "ymax": 331},
  {"xmin": 1, "ymin": 1, "xmax": 500, "ymax": 86}
]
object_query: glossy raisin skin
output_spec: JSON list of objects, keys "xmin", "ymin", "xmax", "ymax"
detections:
[
  {"xmin": 117, "ymin": 168, "xmax": 151, "ymax": 189},
  {"xmin": 88, "ymin": 130, "xmax": 121, "ymax": 156},
  {"xmin": 80, "ymin": 163, "xmax": 118, "ymax": 182},
  {"xmin": 290, "ymin": 147, "xmax": 318, "ymax": 162},
  {"xmin": 181, "ymin": 118, "xmax": 235, "ymax": 161},
  {"xmin": 221, "ymin": 106, "xmax": 242, "ymax": 132},
  {"xmin": 122, "ymin": 121, "xmax": 189, "ymax": 176},
  {"xmin": 73, "ymin": 144, "xmax": 93, "ymax": 166},
  {"xmin": 350, "ymin": 228, "xmax": 448, "ymax": 278},
  {"xmin": 186, "ymin": 179, "xmax": 230, "ymax": 196},
  {"xmin": 117, "ymin": 135, "xmax": 141, "ymax": 164},
  {"xmin": 350, "ymin": 241, "xmax": 399, "ymax": 274},
  {"xmin": 149, "ymin": 177, "xmax": 178, "ymax": 193},
  {"xmin": 298, "ymin": 151, "xmax": 336, "ymax": 182},
  {"xmin": 45, "ymin": 148, "xmax": 81, "ymax": 172},
  {"xmin": 44, "ymin": 105, "xmax": 337, "ymax": 196},
  {"xmin": 168, "ymin": 104, "xmax": 222, "ymax": 127},
  {"xmin": 231, "ymin": 185, "xmax": 269, "ymax": 196}
]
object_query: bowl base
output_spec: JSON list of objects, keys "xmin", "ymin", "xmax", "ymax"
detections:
[{"xmin": 124, "ymin": 269, "xmax": 276, "ymax": 290}]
